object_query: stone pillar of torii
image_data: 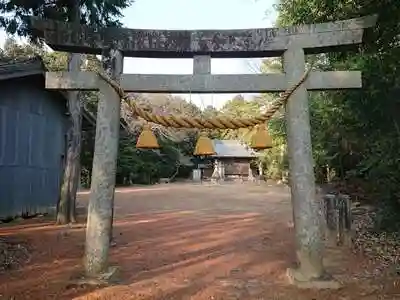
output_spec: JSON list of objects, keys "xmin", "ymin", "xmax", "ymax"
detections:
[{"xmin": 32, "ymin": 15, "xmax": 376, "ymax": 286}]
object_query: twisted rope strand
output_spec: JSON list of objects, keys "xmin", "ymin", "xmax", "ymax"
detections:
[{"xmin": 95, "ymin": 65, "xmax": 313, "ymax": 129}]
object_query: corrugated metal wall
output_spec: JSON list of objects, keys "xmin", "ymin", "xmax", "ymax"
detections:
[{"xmin": 0, "ymin": 76, "xmax": 66, "ymax": 219}]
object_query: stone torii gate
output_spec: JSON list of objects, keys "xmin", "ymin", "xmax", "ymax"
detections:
[{"xmin": 32, "ymin": 15, "xmax": 376, "ymax": 285}]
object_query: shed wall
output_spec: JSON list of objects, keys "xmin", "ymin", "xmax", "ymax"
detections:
[{"xmin": 0, "ymin": 76, "xmax": 67, "ymax": 219}]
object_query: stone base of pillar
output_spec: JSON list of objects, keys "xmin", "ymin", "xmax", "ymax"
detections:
[
  {"xmin": 69, "ymin": 266, "xmax": 121, "ymax": 287},
  {"xmin": 286, "ymin": 268, "xmax": 341, "ymax": 289}
]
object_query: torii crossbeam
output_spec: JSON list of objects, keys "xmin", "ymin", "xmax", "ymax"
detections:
[{"xmin": 32, "ymin": 15, "xmax": 377, "ymax": 287}]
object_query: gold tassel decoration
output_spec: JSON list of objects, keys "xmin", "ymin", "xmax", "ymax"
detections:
[
  {"xmin": 250, "ymin": 124, "xmax": 273, "ymax": 150},
  {"xmin": 193, "ymin": 133, "xmax": 216, "ymax": 156},
  {"xmin": 136, "ymin": 124, "xmax": 160, "ymax": 149}
]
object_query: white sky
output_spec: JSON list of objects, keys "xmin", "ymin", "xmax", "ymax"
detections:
[{"xmin": 0, "ymin": 0, "xmax": 278, "ymax": 109}]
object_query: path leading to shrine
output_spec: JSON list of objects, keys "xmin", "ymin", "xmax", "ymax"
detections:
[{"xmin": 0, "ymin": 183, "xmax": 397, "ymax": 299}]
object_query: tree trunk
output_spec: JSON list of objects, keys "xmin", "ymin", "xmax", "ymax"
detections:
[
  {"xmin": 69, "ymin": 162, "xmax": 80, "ymax": 222},
  {"xmin": 57, "ymin": 132, "xmax": 72, "ymax": 224},
  {"xmin": 56, "ymin": 55, "xmax": 82, "ymax": 224},
  {"xmin": 67, "ymin": 82, "xmax": 82, "ymax": 223},
  {"xmin": 56, "ymin": 3, "xmax": 82, "ymax": 225}
]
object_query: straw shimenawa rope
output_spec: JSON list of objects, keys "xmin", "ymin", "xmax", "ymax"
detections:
[{"xmin": 95, "ymin": 65, "xmax": 313, "ymax": 130}]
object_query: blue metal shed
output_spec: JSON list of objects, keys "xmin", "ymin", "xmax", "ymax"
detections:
[{"xmin": 0, "ymin": 57, "xmax": 68, "ymax": 219}]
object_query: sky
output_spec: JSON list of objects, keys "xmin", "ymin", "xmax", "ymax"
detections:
[{"xmin": 0, "ymin": 0, "xmax": 278, "ymax": 109}]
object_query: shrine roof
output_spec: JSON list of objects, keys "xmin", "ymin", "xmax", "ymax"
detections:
[
  {"xmin": 0, "ymin": 57, "xmax": 45, "ymax": 80},
  {"xmin": 212, "ymin": 139, "xmax": 257, "ymax": 158}
]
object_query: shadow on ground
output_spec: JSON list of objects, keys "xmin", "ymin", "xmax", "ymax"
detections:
[{"xmin": 0, "ymin": 184, "xmax": 397, "ymax": 299}]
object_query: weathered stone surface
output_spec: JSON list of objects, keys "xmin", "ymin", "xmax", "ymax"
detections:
[
  {"xmin": 101, "ymin": 46, "xmax": 124, "ymax": 247},
  {"xmin": 31, "ymin": 15, "xmax": 377, "ymax": 58},
  {"xmin": 69, "ymin": 266, "xmax": 121, "ymax": 286},
  {"xmin": 286, "ymin": 268, "xmax": 342, "ymax": 289},
  {"xmin": 84, "ymin": 46, "xmax": 123, "ymax": 276},
  {"xmin": 45, "ymin": 70, "xmax": 361, "ymax": 93},
  {"xmin": 284, "ymin": 47, "xmax": 325, "ymax": 279},
  {"xmin": 193, "ymin": 55, "xmax": 211, "ymax": 74}
]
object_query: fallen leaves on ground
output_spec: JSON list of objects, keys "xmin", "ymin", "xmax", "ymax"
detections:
[{"xmin": 0, "ymin": 236, "xmax": 30, "ymax": 272}]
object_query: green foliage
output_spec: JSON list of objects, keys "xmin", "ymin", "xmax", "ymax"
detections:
[
  {"xmin": 0, "ymin": 37, "xmax": 69, "ymax": 71},
  {"xmin": 113, "ymin": 131, "xmax": 197, "ymax": 186},
  {"xmin": 0, "ymin": 0, "xmax": 132, "ymax": 39},
  {"xmin": 275, "ymin": 0, "xmax": 400, "ymax": 229},
  {"xmin": 80, "ymin": 92, "xmax": 200, "ymax": 187},
  {"xmin": 0, "ymin": 38, "xmax": 43, "ymax": 59}
]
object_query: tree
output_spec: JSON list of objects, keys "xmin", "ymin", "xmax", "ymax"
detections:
[
  {"xmin": 118, "ymin": 93, "xmax": 200, "ymax": 184},
  {"xmin": 216, "ymin": 89, "xmax": 288, "ymax": 179},
  {"xmin": 0, "ymin": 37, "xmax": 68, "ymax": 70},
  {"xmin": 79, "ymin": 91, "xmax": 201, "ymax": 187},
  {"xmin": 274, "ymin": 0, "xmax": 400, "ymax": 228},
  {"xmin": 0, "ymin": 0, "xmax": 132, "ymax": 38}
]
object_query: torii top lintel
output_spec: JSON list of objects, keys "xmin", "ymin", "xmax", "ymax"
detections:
[{"xmin": 31, "ymin": 15, "xmax": 377, "ymax": 58}]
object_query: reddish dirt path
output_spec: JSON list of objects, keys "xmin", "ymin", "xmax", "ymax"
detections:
[{"xmin": 0, "ymin": 183, "xmax": 398, "ymax": 299}]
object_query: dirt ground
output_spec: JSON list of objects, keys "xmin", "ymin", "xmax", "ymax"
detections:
[{"xmin": 0, "ymin": 183, "xmax": 399, "ymax": 299}]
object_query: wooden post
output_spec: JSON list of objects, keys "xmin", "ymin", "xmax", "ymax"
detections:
[
  {"xmin": 323, "ymin": 193, "xmax": 353, "ymax": 247},
  {"xmin": 341, "ymin": 194, "xmax": 353, "ymax": 246},
  {"xmin": 284, "ymin": 47, "xmax": 325, "ymax": 281},
  {"xmin": 248, "ymin": 164, "xmax": 255, "ymax": 182},
  {"xmin": 84, "ymin": 46, "xmax": 123, "ymax": 277},
  {"xmin": 324, "ymin": 194, "xmax": 338, "ymax": 244},
  {"xmin": 258, "ymin": 161, "xmax": 263, "ymax": 177}
]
